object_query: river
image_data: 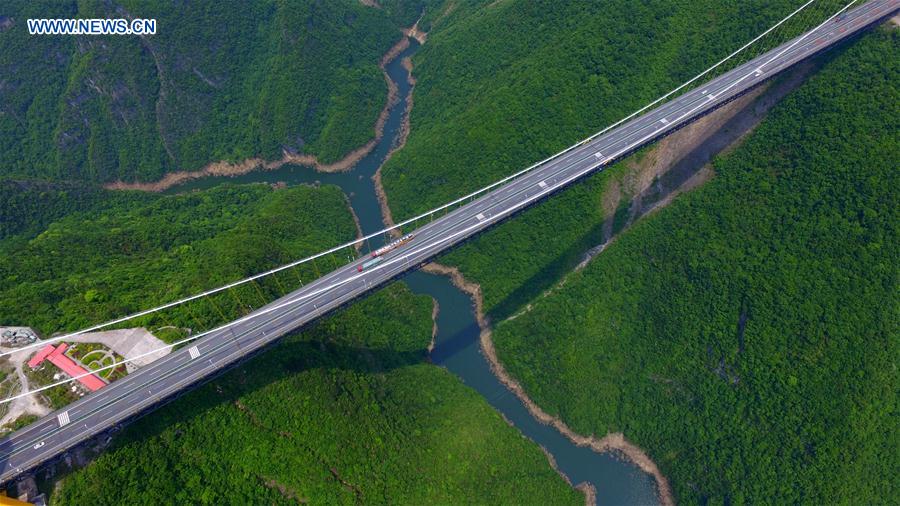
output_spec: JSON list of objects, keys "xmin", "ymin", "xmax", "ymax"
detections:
[{"xmin": 166, "ymin": 38, "xmax": 660, "ymax": 505}]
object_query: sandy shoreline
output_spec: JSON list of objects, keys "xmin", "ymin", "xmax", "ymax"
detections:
[
  {"xmin": 104, "ymin": 30, "xmax": 414, "ymax": 193},
  {"xmin": 576, "ymin": 482, "xmax": 598, "ymax": 506},
  {"xmin": 373, "ymin": 53, "xmax": 417, "ymax": 237},
  {"xmin": 420, "ymin": 262, "xmax": 675, "ymax": 506}
]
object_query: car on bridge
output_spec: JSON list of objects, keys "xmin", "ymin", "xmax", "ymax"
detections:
[
  {"xmin": 357, "ymin": 256, "xmax": 384, "ymax": 272},
  {"xmin": 370, "ymin": 234, "xmax": 415, "ymax": 258}
]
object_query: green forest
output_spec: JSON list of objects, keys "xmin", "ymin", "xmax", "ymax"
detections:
[
  {"xmin": 52, "ymin": 282, "xmax": 579, "ymax": 505},
  {"xmin": 0, "ymin": 183, "xmax": 358, "ymax": 336},
  {"xmin": 382, "ymin": 0, "xmax": 864, "ymax": 322},
  {"xmin": 488, "ymin": 30, "xmax": 898, "ymax": 504},
  {"xmin": 376, "ymin": 10, "xmax": 897, "ymax": 501},
  {"xmin": 0, "ymin": 0, "xmax": 429, "ymax": 183},
  {"xmin": 0, "ymin": 181, "xmax": 577, "ymax": 503},
  {"xmin": 382, "ymin": 0, "xmax": 850, "ymax": 221},
  {"xmin": 0, "ymin": 0, "xmax": 895, "ymax": 502}
]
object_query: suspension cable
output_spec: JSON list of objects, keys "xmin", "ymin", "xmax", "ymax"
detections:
[{"xmin": 0, "ymin": 0, "xmax": 853, "ymax": 362}]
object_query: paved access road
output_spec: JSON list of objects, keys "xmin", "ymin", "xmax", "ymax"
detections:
[{"xmin": 1, "ymin": 0, "xmax": 896, "ymax": 484}]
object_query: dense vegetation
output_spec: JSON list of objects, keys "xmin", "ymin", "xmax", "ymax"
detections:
[
  {"xmin": 52, "ymin": 282, "xmax": 579, "ymax": 504},
  {"xmin": 490, "ymin": 30, "xmax": 898, "ymax": 504},
  {"xmin": 0, "ymin": 180, "xmax": 112, "ymax": 239},
  {"xmin": 382, "ymin": 0, "xmax": 868, "ymax": 321},
  {"xmin": 383, "ymin": 0, "xmax": 847, "ymax": 220},
  {"xmin": 0, "ymin": 0, "xmax": 430, "ymax": 183},
  {"xmin": 1, "ymin": 179, "xmax": 577, "ymax": 503},
  {"xmin": 0, "ymin": 183, "xmax": 358, "ymax": 336}
]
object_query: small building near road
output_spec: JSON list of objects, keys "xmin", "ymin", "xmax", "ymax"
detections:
[{"xmin": 28, "ymin": 344, "xmax": 106, "ymax": 392}]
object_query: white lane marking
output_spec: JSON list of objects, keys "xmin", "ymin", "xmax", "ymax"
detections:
[
  {"xmin": 0, "ymin": 19, "xmax": 836, "ymax": 416},
  {"xmin": 0, "ymin": 5, "xmax": 856, "ymax": 442},
  {"xmin": 476, "ymin": 213, "xmax": 485, "ymax": 221},
  {"xmin": 594, "ymin": 151, "xmax": 604, "ymax": 159},
  {"xmin": 7, "ymin": 27, "xmax": 833, "ymax": 438},
  {"xmin": 538, "ymin": 181, "xmax": 547, "ymax": 189},
  {"xmin": 57, "ymin": 411, "xmax": 70, "ymax": 426},
  {"xmin": 188, "ymin": 346, "xmax": 200, "ymax": 360}
]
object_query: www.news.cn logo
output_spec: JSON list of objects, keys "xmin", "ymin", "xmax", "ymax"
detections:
[{"xmin": 27, "ymin": 18, "xmax": 156, "ymax": 35}]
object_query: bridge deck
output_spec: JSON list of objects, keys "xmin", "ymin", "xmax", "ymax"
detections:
[{"xmin": 1, "ymin": 0, "xmax": 896, "ymax": 484}]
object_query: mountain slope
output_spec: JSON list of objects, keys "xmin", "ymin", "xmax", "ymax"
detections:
[
  {"xmin": 491, "ymin": 28, "xmax": 899, "ymax": 504},
  {"xmin": 0, "ymin": 0, "xmax": 427, "ymax": 183}
]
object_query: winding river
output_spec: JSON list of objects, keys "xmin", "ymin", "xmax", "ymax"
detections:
[{"xmin": 167, "ymin": 38, "xmax": 659, "ymax": 504}]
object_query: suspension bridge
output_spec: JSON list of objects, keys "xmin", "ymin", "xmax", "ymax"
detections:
[{"xmin": 0, "ymin": 0, "xmax": 895, "ymax": 484}]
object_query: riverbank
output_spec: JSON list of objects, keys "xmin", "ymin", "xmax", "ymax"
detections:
[
  {"xmin": 538, "ymin": 444, "xmax": 596, "ymax": 506},
  {"xmin": 343, "ymin": 193, "xmax": 365, "ymax": 253},
  {"xmin": 373, "ymin": 53, "xmax": 421, "ymax": 236},
  {"xmin": 373, "ymin": 45, "xmax": 828, "ymax": 506},
  {"xmin": 373, "ymin": 22, "xmax": 665, "ymax": 504},
  {"xmin": 420, "ymin": 262, "xmax": 674, "ymax": 506},
  {"xmin": 104, "ymin": 28, "xmax": 417, "ymax": 193}
]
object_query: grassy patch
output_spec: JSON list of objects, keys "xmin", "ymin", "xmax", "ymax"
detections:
[
  {"xmin": 24, "ymin": 363, "xmax": 81, "ymax": 411},
  {"xmin": 65, "ymin": 343, "xmax": 127, "ymax": 382},
  {"xmin": 0, "ymin": 364, "xmax": 17, "ymax": 421},
  {"xmin": 3, "ymin": 414, "xmax": 39, "ymax": 433}
]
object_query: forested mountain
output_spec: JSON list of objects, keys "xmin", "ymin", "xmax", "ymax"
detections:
[
  {"xmin": 380, "ymin": 0, "xmax": 862, "ymax": 318},
  {"xmin": 382, "ymin": 0, "xmax": 845, "ymax": 220},
  {"xmin": 0, "ymin": 183, "xmax": 357, "ymax": 334},
  {"xmin": 490, "ymin": 29, "xmax": 898, "ymax": 503},
  {"xmin": 0, "ymin": 0, "xmax": 428, "ymax": 183},
  {"xmin": 0, "ymin": 183, "xmax": 578, "ymax": 503},
  {"xmin": 376, "ymin": 0, "xmax": 897, "ymax": 502}
]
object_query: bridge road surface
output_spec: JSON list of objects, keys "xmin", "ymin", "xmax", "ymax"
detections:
[{"xmin": 1, "ymin": 0, "xmax": 896, "ymax": 484}]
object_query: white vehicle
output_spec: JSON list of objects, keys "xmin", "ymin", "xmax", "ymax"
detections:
[
  {"xmin": 371, "ymin": 234, "xmax": 415, "ymax": 258},
  {"xmin": 33, "ymin": 441, "xmax": 45, "ymax": 450}
]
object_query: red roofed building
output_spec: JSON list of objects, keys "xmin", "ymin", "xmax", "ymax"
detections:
[
  {"xmin": 28, "ymin": 343, "xmax": 107, "ymax": 392},
  {"xmin": 27, "ymin": 344, "xmax": 55, "ymax": 369}
]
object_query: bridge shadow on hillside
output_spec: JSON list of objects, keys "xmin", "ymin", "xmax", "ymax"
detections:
[
  {"xmin": 132, "ymin": 338, "xmax": 426, "ymax": 438},
  {"xmin": 488, "ymin": 221, "xmax": 607, "ymax": 323},
  {"xmin": 484, "ymin": 54, "xmax": 828, "ymax": 324},
  {"xmin": 21, "ymin": 337, "xmax": 426, "ymax": 490}
]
